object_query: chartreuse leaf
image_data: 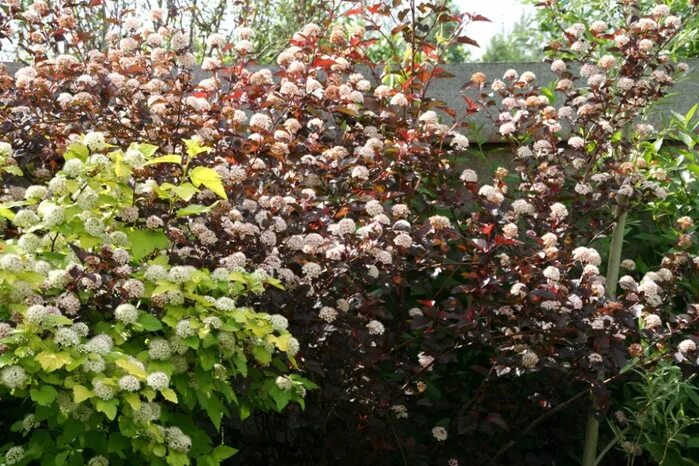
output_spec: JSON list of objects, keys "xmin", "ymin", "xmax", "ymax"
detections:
[
  {"xmin": 133, "ymin": 143, "xmax": 159, "ymax": 158},
  {"xmin": 189, "ymin": 166, "xmax": 227, "ymax": 199},
  {"xmin": 116, "ymin": 358, "xmax": 148, "ymax": 378},
  {"xmin": 144, "ymin": 154, "xmax": 182, "ymax": 166},
  {"xmin": 36, "ymin": 351, "xmax": 72, "ymax": 372},
  {"xmin": 0, "ymin": 206, "xmax": 15, "ymax": 220},
  {"xmin": 176, "ymin": 203, "xmax": 215, "ymax": 217},
  {"xmin": 73, "ymin": 385, "xmax": 93, "ymax": 403},
  {"xmin": 184, "ymin": 138, "xmax": 212, "ymax": 157},
  {"xmin": 30, "ymin": 385, "xmax": 58, "ymax": 406},
  {"xmin": 161, "ymin": 387, "xmax": 178, "ymax": 403},
  {"xmin": 127, "ymin": 229, "xmax": 170, "ymax": 261},
  {"xmin": 64, "ymin": 142, "xmax": 89, "ymax": 161},
  {"xmin": 96, "ymin": 398, "xmax": 119, "ymax": 420}
]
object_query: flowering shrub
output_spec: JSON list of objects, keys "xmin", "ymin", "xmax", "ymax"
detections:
[
  {"xmin": 1, "ymin": 0, "xmax": 699, "ymax": 464},
  {"xmin": 0, "ymin": 138, "xmax": 309, "ymax": 464}
]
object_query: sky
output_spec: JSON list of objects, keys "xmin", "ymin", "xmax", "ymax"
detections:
[{"xmin": 454, "ymin": 0, "xmax": 535, "ymax": 58}]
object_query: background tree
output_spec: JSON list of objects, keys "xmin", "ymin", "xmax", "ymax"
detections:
[{"xmin": 480, "ymin": 13, "xmax": 544, "ymax": 62}]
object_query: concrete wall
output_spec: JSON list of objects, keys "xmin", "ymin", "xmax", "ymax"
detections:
[{"xmin": 5, "ymin": 59, "xmax": 699, "ymax": 142}]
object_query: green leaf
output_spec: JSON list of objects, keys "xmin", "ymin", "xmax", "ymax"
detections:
[
  {"xmin": 189, "ymin": 166, "xmax": 227, "ymax": 199},
  {"xmin": 171, "ymin": 183, "xmax": 199, "ymax": 202},
  {"xmin": 36, "ymin": 351, "xmax": 72, "ymax": 372},
  {"xmin": 251, "ymin": 346, "xmax": 272, "ymax": 366},
  {"xmin": 211, "ymin": 445, "xmax": 238, "ymax": 462},
  {"xmin": 96, "ymin": 398, "xmax": 119, "ymax": 420},
  {"xmin": 134, "ymin": 143, "xmax": 159, "ymax": 158},
  {"xmin": 0, "ymin": 206, "xmax": 15, "ymax": 220},
  {"xmin": 161, "ymin": 387, "xmax": 178, "ymax": 403},
  {"xmin": 73, "ymin": 385, "xmax": 93, "ymax": 403},
  {"xmin": 30, "ymin": 385, "xmax": 58, "ymax": 406},
  {"xmin": 123, "ymin": 392, "xmax": 141, "ymax": 410},
  {"xmin": 64, "ymin": 143, "xmax": 89, "ymax": 161},
  {"xmin": 116, "ymin": 358, "xmax": 148, "ymax": 379},
  {"xmin": 184, "ymin": 138, "xmax": 212, "ymax": 157},
  {"xmin": 2, "ymin": 165, "xmax": 24, "ymax": 176},
  {"xmin": 144, "ymin": 154, "xmax": 182, "ymax": 166},
  {"xmin": 268, "ymin": 386, "xmax": 291, "ymax": 412},
  {"xmin": 176, "ymin": 203, "xmax": 215, "ymax": 217},
  {"xmin": 137, "ymin": 313, "xmax": 163, "ymax": 331},
  {"xmin": 166, "ymin": 451, "xmax": 190, "ymax": 466},
  {"xmin": 127, "ymin": 229, "xmax": 170, "ymax": 261}
]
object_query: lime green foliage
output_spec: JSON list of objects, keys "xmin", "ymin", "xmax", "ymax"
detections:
[
  {"xmin": 611, "ymin": 363, "xmax": 699, "ymax": 466},
  {"xmin": 0, "ymin": 136, "xmax": 313, "ymax": 465}
]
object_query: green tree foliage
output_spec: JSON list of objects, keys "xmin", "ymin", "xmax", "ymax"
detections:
[{"xmin": 481, "ymin": 14, "xmax": 544, "ymax": 62}]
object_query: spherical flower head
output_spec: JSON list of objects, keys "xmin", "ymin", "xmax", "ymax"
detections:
[
  {"xmin": 302, "ymin": 262, "xmax": 322, "ymax": 279},
  {"xmin": 54, "ymin": 327, "xmax": 80, "ymax": 347},
  {"xmin": 24, "ymin": 185, "xmax": 48, "ymax": 201},
  {"xmin": 551, "ymin": 59, "xmax": 566, "ymax": 73},
  {"xmin": 83, "ymin": 132, "xmax": 106, "ymax": 152},
  {"xmin": 1, "ymin": 365, "xmax": 28, "ymax": 389},
  {"xmin": 319, "ymin": 306, "xmax": 338, "ymax": 323},
  {"xmin": 502, "ymin": 223, "xmax": 518, "ymax": 239},
  {"xmin": 170, "ymin": 31, "xmax": 189, "ymax": 51},
  {"xmin": 93, "ymin": 380, "xmax": 115, "ymax": 400},
  {"xmin": 351, "ymin": 165, "xmax": 370, "ymax": 180},
  {"xmin": 146, "ymin": 371, "xmax": 170, "ymax": 390},
  {"xmin": 148, "ymin": 338, "xmax": 172, "ymax": 360},
  {"xmin": 203, "ymin": 316, "xmax": 222, "ymax": 329},
  {"xmin": 41, "ymin": 204, "xmax": 66, "ymax": 227},
  {"xmin": 287, "ymin": 337, "xmax": 300, "ymax": 356},
  {"xmin": 521, "ymin": 350, "xmax": 539, "ymax": 368},
  {"xmin": 543, "ymin": 266, "xmax": 561, "ymax": 282},
  {"xmin": 459, "ymin": 169, "xmax": 478, "ymax": 183},
  {"xmin": 118, "ymin": 375, "xmax": 141, "ymax": 392},
  {"xmin": 366, "ymin": 319, "xmax": 385, "ymax": 336},
  {"xmin": 0, "ymin": 141, "xmax": 13, "ymax": 158},
  {"xmin": 168, "ymin": 266, "xmax": 193, "ymax": 284},
  {"xmin": 134, "ymin": 401, "xmax": 161, "ymax": 423},
  {"xmin": 250, "ymin": 113, "xmax": 273, "ymax": 131},
  {"xmin": 269, "ymin": 314, "xmax": 288, "ymax": 332},
  {"xmin": 643, "ymin": 313, "xmax": 662, "ymax": 329},
  {"xmin": 549, "ymin": 203, "xmax": 569, "ymax": 222},
  {"xmin": 432, "ymin": 426, "xmax": 448, "ymax": 441},
  {"xmin": 5, "ymin": 446, "xmax": 25, "ymax": 465},
  {"xmin": 275, "ymin": 375, "xmax": 294, "ymax": 391},
  {"xmin": 429, "ymin": 215, "xmax": 451, "ymax": 230},
  {"xmin": 451, "ymin": 133, "xmax": 470, "ymax": 151},
  {"xmin": 568, "ymin": 136, "xmax": 584, "ymax": 149},
  {"xmin": 123, "ymin": 148, "xmax": 145, "ymax": 168},
  {"xmin": 499, "ymin": 122, "xmax": 516, "ymax": 136},
  {"xmin": 678, "ymin": 339, "xmax": 697, "ymax": 355},
  {"xmin": 638, "ymin": 39, "xmax": 654, "ymax": 52},
  {"xmin": 206, "ymin": 33, "xmax": 225, "ymax": 48},
  {"xmin": 114, "ymin": 304, "xmax": 138, "ymax": 325},
  {"xmin": 175, "ymin": 319, "xmax": 194, "ymax": 338},
  {"xmin": 164, "ymin": 426, "xmax": 191, "ymax": 452},
  {"xmin": 335, "ymin": 218, "xmax": 356, "ymax": 235},
  {"xmin": 390, "ymin": 93, "xmax": 408, "ymax": 107},
  {"xmin": 478, "ymin": 185, "xmax": 505, "ymax": 205},
  {"xmin": 122, "ymin": 279, "xmax": 144, "ymax": 299},
  {"xmin": 572, "ymin": 247, "xmax": 602, "ymax": 266},
  {"xmin": 394, "ymin": 233, "xmax": 413, "ymax": 248},
  {"xmin": 13, "ymin": 209, "xmax": 40, "ymax": 228},
  {"xmin": 214, "ymin": 297, "xmax": 236, "ymax": 312},
  {"xmin": 618, "ymin": 275, "xmax": 638, "ymax": 291},
  {"xmin": 0, "ymin": 254, "xmax": 23, "ymax": 273},
  {"xmin": 144, "ymin": 264, "xmax": 167, "ymax": 282},
  {"xmin": 87, "ymin": 455, "xmax": 109, "ymax": 466}
]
